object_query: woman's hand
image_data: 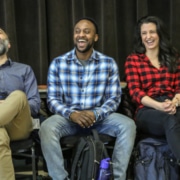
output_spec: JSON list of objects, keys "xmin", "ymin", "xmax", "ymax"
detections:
[
  {"xmin": 161, "ymin": 99, "xmax": 176, "ymax": 114},
  {"xmin": 141, "ymin": 96, "xmax": 177, "ymax": 114}
]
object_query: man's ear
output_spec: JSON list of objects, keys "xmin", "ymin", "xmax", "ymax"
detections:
[
  {"xmin": 94, "ymin": 34, "xmax": 98, "ymax": 42},
  {"xmin": 8, "ymin": 43, "xmax": 11, "ymax": 49}
]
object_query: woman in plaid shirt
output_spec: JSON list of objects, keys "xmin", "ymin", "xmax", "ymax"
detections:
[{"xmin": 125, "ymin": 15, "xmax": 180, "ymax": 160}]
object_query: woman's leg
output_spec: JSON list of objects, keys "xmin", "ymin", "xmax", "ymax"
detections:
[{"xmin": 136, "ymin": 107, "xmax": 180, "ymax": 159}]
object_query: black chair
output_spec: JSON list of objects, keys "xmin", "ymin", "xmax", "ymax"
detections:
[{"xmin": 11, "ymin": 129, "xmax": 42, "ymax": 180}]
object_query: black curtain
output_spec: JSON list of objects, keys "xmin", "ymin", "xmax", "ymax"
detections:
[{"xmin": 0, "ymin": 0, "xmax": 179, "ymax": 84}]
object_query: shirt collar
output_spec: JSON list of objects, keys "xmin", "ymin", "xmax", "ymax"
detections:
[
  {"xmin": 69, "ymin": 48, "xmax": 98, "ymax": 62},
  {"xmin": 0, "ymin": 58, "xmax": 11, "ymax": 67}
]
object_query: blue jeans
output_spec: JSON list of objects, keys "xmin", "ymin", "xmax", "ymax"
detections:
[{"xmin": 39, "ymin": 113, "xmax": 136, "ymax": 180}]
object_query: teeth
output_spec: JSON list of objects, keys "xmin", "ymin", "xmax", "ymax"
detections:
[
  {"xmin": 147, "ymin": 40, "xmax": 153, "ymax": 43},
  {"xmin": 78, "ymin": 39, "xmax": 86, "ymax": 42}
]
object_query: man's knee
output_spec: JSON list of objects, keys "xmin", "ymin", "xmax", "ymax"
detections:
[
  {"xmin": 7, "ymin": 90, "xmax": 27, "ymax": 107},
  {"xmin": 113, "ymin": 113, "xmax": 136, "ymax": 130},
  {"xmin": 126, "ymin": 118, "xmax": 136, "ymax": 131},
  {"xmin": 9, "ymin": 90, "xmax": 26, "ymax": 99},
  {"xmin": 0, "ymin": 128, "xmax": 10, "ymax": 147},
  {"xmin": 39, "ymin": 116, "xmax": 57, "ymax": 139},
  {"xmin": 115, "ymin": 115, "xmax": 136, "ymax": 138},
  {"xmin": 39, "ymin": 121, "xmax": 49, "ymax": 138}
]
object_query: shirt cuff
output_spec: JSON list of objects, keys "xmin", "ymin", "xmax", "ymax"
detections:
[{"xmin": 93, "ymin": 110, "xmax": 100, "ymax": 121}]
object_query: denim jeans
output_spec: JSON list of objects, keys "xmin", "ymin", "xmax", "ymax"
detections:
[{"xmin": 39, "ymin": 112, "xmax": 136, "ymax": 180}]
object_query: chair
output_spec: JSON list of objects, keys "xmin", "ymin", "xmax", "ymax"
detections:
[{"xmin": 11, "ymin": 129, "xmax": 42, "ymax": 180}]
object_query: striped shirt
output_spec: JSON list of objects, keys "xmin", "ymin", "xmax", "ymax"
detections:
[
  {"xmin": 125, "ymin": 53, "xmax": 180, "ymax": 111},
  {"xmin": 47, "ymin": 49, "xmax": 122, "ymax": 120}
]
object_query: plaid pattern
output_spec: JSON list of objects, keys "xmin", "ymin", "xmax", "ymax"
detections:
[
  {"xmin": 125, "ymin": 53, "xmax": 180, "ymax": 110},
  {"xmin": 47, "ymin": 49, "xmax": 121, "ymax": 120}
]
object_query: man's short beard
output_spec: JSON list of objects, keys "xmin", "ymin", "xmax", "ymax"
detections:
[
  {"xmin": 75, "ymin": 42, "xmax": 94, "ymax": 53},
  {"xmin": 0, "ymin": 39, "xmax": 9, "ymax": 56}
]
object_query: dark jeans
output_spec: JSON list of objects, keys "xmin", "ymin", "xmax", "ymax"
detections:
[{"xmin": 136, "ymin": 96, "xmax": 180, "ymax": 160}]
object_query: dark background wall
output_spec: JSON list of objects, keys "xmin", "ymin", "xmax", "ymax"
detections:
[{"xmin": 0, "ymin": 0, "xmax": 180, "ymax": 85}]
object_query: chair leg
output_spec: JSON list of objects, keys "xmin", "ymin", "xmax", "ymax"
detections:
[{"xmin": 31, "ymin": 146, "xmax": 37, "ymax": 180}]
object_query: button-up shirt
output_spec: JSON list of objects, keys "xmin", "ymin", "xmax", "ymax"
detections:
[
  {"xmin": 0, "ymin": 59, "xmax": 41, "ymax": 117},
  {"xmin": 47, "ymin": 49, "xmax": 122, "ymax": 121},
  {"xmin": 125, "ymin": 53, "xmax": 180, "ymax": 111}
]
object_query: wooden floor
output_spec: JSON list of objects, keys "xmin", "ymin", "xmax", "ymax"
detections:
[
  {"xmin": 13, "ymin": 157, "xmax": 51, "ymax": 180},
  {"xmin": 13, "ymin": 157, "xmax": 134, "ymax": 180}
]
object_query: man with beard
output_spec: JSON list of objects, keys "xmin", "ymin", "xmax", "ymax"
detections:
[
  {"xmin": 39, "ymin": 17, "xmax": 136, "ymax": 180},
  {"xmin": 0, "ymin": 28, "xmax": 41, "ymax": 180}
]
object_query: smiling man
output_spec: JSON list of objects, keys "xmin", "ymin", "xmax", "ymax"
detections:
[{"xmin": 39, "ymin": 17, "xmax": 136, "ymax": 180}]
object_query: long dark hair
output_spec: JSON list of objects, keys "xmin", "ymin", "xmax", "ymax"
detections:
[{"xmin": 133, "ymin": 15, "xmax": 179, "ymax": 73}]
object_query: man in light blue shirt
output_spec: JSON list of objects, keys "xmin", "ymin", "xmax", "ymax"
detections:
[
  {"xmin": 39, "ymin": 17, "xmax": 136, "ymax": 180},
  {"xmin": 0, "ymin": 28, "xmax": 40, "ymax": 180}
]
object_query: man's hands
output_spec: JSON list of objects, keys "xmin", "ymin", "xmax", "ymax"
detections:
[{"xmin": 70, "ymin": 110, "xmax": 96, "ymax": 128}]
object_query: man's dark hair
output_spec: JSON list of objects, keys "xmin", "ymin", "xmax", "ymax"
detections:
[{"xmin": 74, "ymin": 17, "xmax": 99, "ymax": 34}]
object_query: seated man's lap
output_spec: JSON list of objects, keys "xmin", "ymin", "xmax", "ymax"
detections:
[
  {"xmin": 94, "ymin": 112, "xmax": 135, "ymax": 137},
  {"xmin": 40, "ymin": 113, "xmax": 135, "ymax": 141}
]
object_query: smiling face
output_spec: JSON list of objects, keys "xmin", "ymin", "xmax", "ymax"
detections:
[
  {"xmin": 73, "ymin": 20, "xmax": 98, "ymax": 55},
  {"xmin": 140, "ymin": 22, "xmax": 159, "ymax": 52},
  {"xmin": 0, "ymin": 29, "xmax": 10, "ymax": 56},
  {"xmin": 0, "ymin": 39, "xmax": 9, "ymax": 56}
]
